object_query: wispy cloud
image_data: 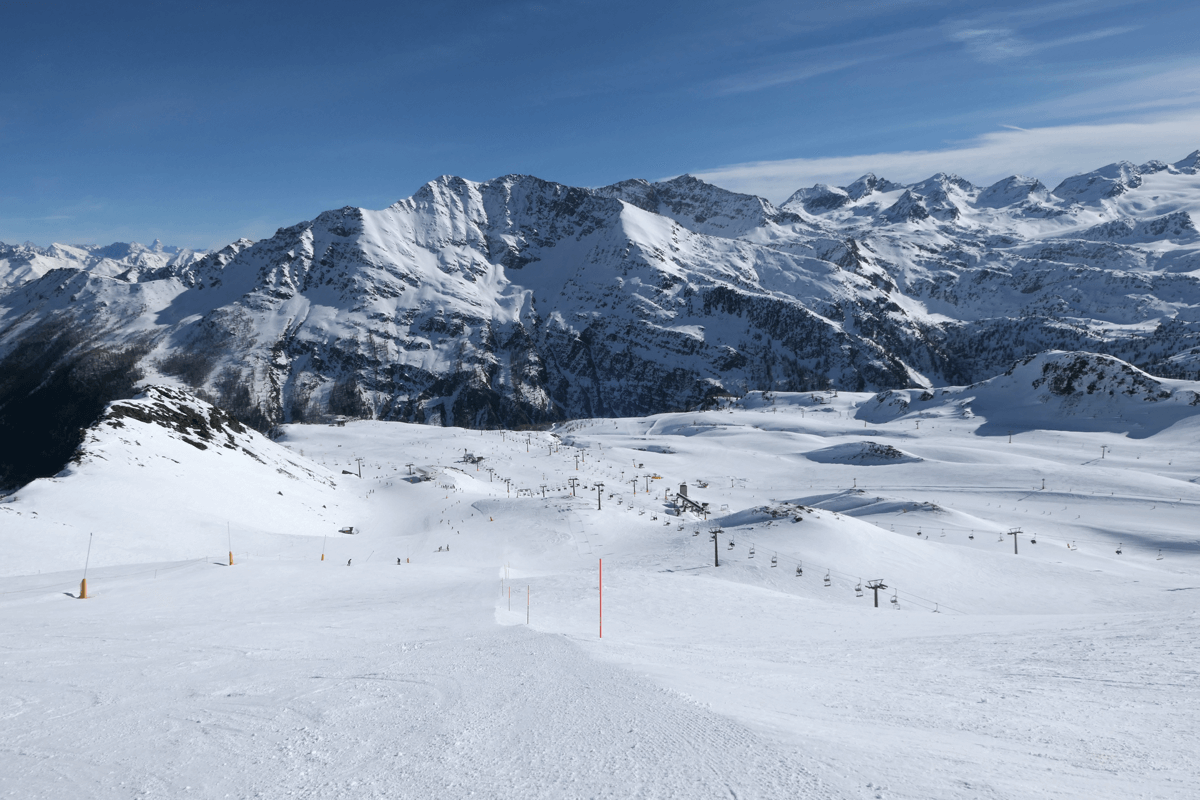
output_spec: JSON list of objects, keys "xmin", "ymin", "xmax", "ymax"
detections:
[
  {"xmin": 690, "ymin": 112, "xmax": 1200, "ymax": 202},
  {"xmin": 947, "ymin": 23, "xmax": 1138, "ymax": 62},
  {"xmin": 705, "ymin": 24, "xmax": 940, "ymax": 96}
]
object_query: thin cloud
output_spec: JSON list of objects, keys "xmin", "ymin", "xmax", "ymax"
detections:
[
  {"xmin": 949, "ymin": 24, "xmax": 1139, "ymax": 62},
  {"xmin": 690, "ymin": 112, "xmax": 1200, "ymax": 202}
]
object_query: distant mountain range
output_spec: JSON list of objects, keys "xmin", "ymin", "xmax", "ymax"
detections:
[{"xmin": 2, "ymin": 149, "xmax": 1199, "ymax": 485}]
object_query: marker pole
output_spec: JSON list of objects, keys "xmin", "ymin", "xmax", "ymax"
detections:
[{"xmin": 80, "ymin": 532, "xmax": 93, "ymax": 599}]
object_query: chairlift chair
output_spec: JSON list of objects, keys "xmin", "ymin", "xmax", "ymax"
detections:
[
  {"xmin": 855, "ymin": 579, "xmax": 863, "ymax": 597},
  {"xmin": 795, "ymin": 564, "xmax": 803, "ymax": 577},
  {"xmin": 823, "ymin": 571, "xmax": 831, "ymax": 587},
  {"xmin": 727, "ymin": 539, "xmax": 735, "ymax": 550},
  {"xmin": 1157, "ymin": 549, "xmax": 1164, "ymax": 560},
  {"xmin": 1116, "ymin": 543, "xmax": 1123, "ymax": 555},
  {"xmin": 771, "ymin": 553, "xmax": 778, "ymax": 567},
  {"xmin": 749, "ymin": 546, "xmax": 755, "ymax": 558}
]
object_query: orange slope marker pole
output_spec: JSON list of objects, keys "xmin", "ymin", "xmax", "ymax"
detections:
[{"xmin": 79, "ymin": 532, "xmax": 93, "ymax": 600}]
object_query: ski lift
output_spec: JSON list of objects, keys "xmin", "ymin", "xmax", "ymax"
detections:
[
  {"xmin": 1116, "ymin": 543, "xmax": 1123, "ymax": 555},
  {"xmin": 1030, "ymin": 537, "xmax": 1037, "ymax": 544},
  {"xmin": 890, "ymin": 590, "xmax": 898, "ymax": 607},
  {"xmin": 969, "ymin": 531, "xmax": 975, "ymax": 540},
  {"xmin": 940, "ymin": 529, "xmax": 946, "ymax": 538},
  {"xmin": 998, "ymin": 532, "xmax": 1006, "ymax": 542},
  {"xmin": 855, "ymin": 579, "xmax": 863, "ymax": 597},
  {"xmin": 933, "ymin": 603, "xmax": 940, "ymax": 613},
  {"xmin": 692, "ymin": 528, "xmax": 699, "ymax": 536},
  {"xmin": 749, "ymin": 546, "xmax": 755, "ymax": 558},
  {"xmin": 770, "ymin": 553, "xmax": 778, "ymax": 567},
  {"xmin": 823, "ymin": 571, "xmax": 831, "ymax": 587},
  {"xmin": 795, "ymin": 564, "xmax": 803, "ymax": 577},
  {"xmin": 727, "ymin": 539, "xmax": 735, "ymax": 550},
  {"xmin": 1157, "ymin": 549, "xmax": 1164, "ymax": 560},
  {"xmin": 917, "ymin": 527, "xmax": 922, "ymax": 536}
]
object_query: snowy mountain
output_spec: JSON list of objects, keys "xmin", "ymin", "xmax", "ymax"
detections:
[
  {"xmin": 3, "ymin": 149, "xmax": 1200, "ymax": 483},
  {"xmin": 0, "ymin": 239, "xmax": 205, "ymax": 289}
]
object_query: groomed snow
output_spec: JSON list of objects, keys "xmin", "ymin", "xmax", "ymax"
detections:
[{"xmin": 2, "ymin": 387, "xmax": 1199, "ymax": 798}]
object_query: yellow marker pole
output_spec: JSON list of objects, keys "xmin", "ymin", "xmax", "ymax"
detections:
[{"xmin": 79, "ymin": 532, "xmax": 93, "ymax": 600}]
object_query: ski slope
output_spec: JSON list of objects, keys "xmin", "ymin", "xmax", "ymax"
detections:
[{"xmin": 2, "ymin": 385, "xmax": 1198, "ymax": 799}]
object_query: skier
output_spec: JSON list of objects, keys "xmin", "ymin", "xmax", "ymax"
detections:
[{"xmin": 346, "ymin": 558, "xmax": 352, "ymax": 566}]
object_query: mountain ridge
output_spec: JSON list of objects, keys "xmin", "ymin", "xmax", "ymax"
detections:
[{"xmin": 3, "ymin": 149, "xmax": 1200, "ymax": 487}]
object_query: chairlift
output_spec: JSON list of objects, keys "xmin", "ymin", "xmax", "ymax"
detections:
[
  {"xmin": 728, "ymin": 539, "xmax": 735, "ymax": 550},
  {"xmin": 795, "ymin": 564, "xmax": 803, "ymax": 577},
  {"xmin": 933, "ymin": 603, "xmax": 940, "ymax": 613},
  {"xmin": 823, "ymin": 571, "xmax": 831, "ymax": 587},
  {"xmin": 749, "ymin": 546, "xmax": 755, "ymax": 558},
  {"xmin": 940, "ymin": 529, "xmax": 946, "ymax": 538},
  {"xmin": 969, "ymin": 531, "xmax": 975, "ymax": 540},
  {"xmin": 1030, "ymin": 537, "xmax": 1037, "ymax": 544},
  {"xmin": 890, "ymin": 591, "xmax": 898, "ymax": 606},
  {"xmin": 917, "ymin": 527, "xmax": 922, "ymax": 536},
  {"xmin": 855, "ymin": 579, "xmax": 863, "ymax": 597},
  {"xmin": 770, "ymin": 553, "xmax": 778, "ymax": 567},
  {"xmin": 1157, "ymin": 549, "xmax": 1164, "ymax": 560},
  {"xmin": 1116, "ymin": 543, "xmax": 1123, "ymax": 555},
  {"xmin": 693, "ymin": 528, "xmax": 700, "ymax": 536}
]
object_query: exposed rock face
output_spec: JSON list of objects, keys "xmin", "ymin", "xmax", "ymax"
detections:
[{"xmin": 2, "ymin": 150, "xmax": 1200, "ymax": 452}]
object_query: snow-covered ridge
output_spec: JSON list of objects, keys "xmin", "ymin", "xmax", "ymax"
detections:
[
  {"xmin": 0, "ymin": 239, "xmax": 205, "ymax": 289},
  {"xmin": 3, "ymin": 150, "xmax": 1200, "ymax": 437}
]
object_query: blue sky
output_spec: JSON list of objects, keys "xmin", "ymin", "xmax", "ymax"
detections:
[{"xmin": 3, "ymin": 0, "xmax": 1199, "ymax": 248}]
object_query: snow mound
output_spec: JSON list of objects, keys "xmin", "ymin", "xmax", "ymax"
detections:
[
  {"xmin": 804, "ymin": 440, "xmax": 922, "ymax": 465},
  {"xmin": 858, "ymin": 351, "xmax": 1200, "ymax": 436},
  {"xmin": 717, "ymin": 501, "xmax": 815, "ymax": 527},
  {"xmin": 0, "ymin": 386, "xmax": 346, "ymax": 574}
]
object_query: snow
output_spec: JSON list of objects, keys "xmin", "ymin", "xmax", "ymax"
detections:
[{"xmin": 3, "ymin": 380, "xmax": 1199, "ymax": 798}]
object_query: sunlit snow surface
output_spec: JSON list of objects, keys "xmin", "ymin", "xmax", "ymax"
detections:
[{"xmin": 2, "ymin": 385, "xmax": 1199, "ymax": 799}]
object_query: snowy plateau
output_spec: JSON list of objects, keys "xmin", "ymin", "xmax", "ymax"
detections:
[{"xmin": 2, "ymin": 153, "xmax": 1200, "ymax": 799}]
